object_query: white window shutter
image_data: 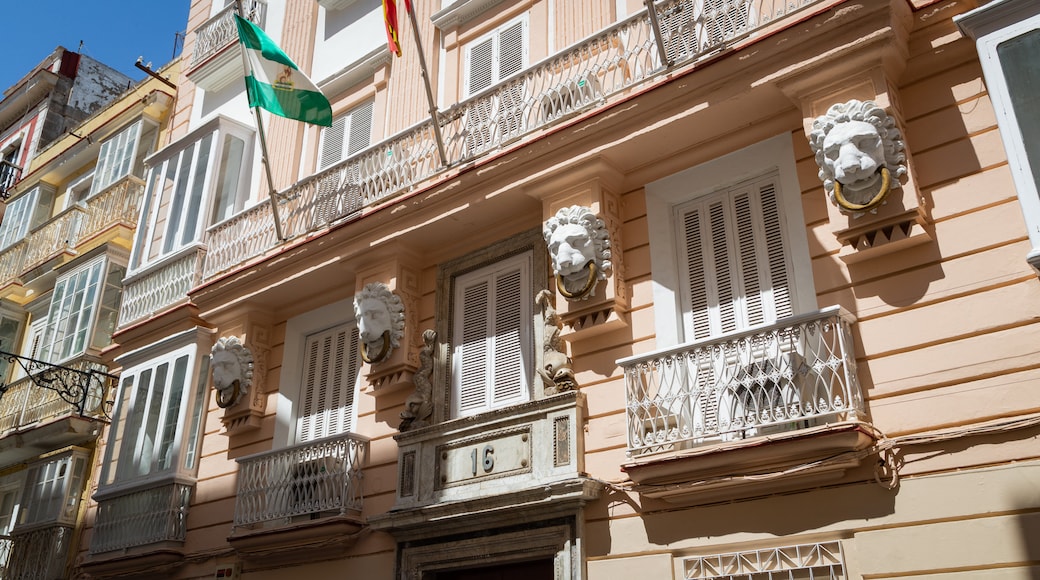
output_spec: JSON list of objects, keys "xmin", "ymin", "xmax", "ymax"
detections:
[
  {"xmin": 491, "ymin": 267, "xmax": 524, "ymax": 405},
  {"xmin": 346, "ymin": 101, "xmax": 374, "ymax": 157},
  {"xmin": 297, "ymin": 323, "xmax": 360, "ymax": 442},
  {"xmin": 456, "ymin": 279, "xmax": 490, "ymax": 415},
  {"xmin": 678, "ymin": 174, "xmax": 794, "ymax": 341},
  {"xmin": 320, "ymin": 115, "xmax": 347, "ymax": 170},
  {"xmin": 467, "ymin": 37, "xmax": 494, "ymax": 97},
  {"xmin": 498, "ymin": 20, "xmax": 526, "ymax": 79}
]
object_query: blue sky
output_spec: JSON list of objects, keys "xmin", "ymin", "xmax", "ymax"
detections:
[{"xmin": 1, "ymin": 1, "xmax": 190, "ymax": 92}]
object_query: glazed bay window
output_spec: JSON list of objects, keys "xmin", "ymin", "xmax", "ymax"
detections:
[
  {"xmin": 956, "ymin": 0, "xmax": 1040, "ymax": 272},
  {"xmin": 37, "ymin": 255, "xmax": 124, "ymax": 364},
  {"xmin": 130, "ymin": 116, "xmax": 254, "ymax": 271},
  {"xmin": 91, "ymin": 330, "xmax": 209, "ymax": 553},
  {"xmin": 0, "ymin": 185, "xmax": 55, "ymax": 250},
  {"xmin": 89, "ymin": 119, "xmax": 158, "ymax": 199}
]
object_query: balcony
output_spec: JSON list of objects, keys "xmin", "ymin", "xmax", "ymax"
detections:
[
  {"xmin": 0, "ymin": 174, "xmax": 144, "ymax": 299},
  {"xmin": 228, "ymin": 433, "xmax": 368, "ymax": 565},
  {"xmin": 0, "ymin": 355, "xmax": 115, "ymax": 467},
  {"xmin": 4, "ymin": 525, "xmax": 73, "ymax": 580},
  {"xmin": 90, "ymin": 481, "xmax": 193, "ymax": 555},
  {"xmin": 617, "ymin": 307, "xmax": 878, "ymax": 503},
  {"xmin": 119, "ymin": 247, "xmax": 205, "ymax": 326},
  {"xmin": 187, "ymin": 0, "xmax": 267, "ymax": 91},
  {"xmin": 199, "ymin": 0, "xmax": 829, "ymax": 281}
]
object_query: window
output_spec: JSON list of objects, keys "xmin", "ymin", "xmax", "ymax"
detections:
[
  {"xmin": 100, "ymin": 336, "xmax": 209, "ymax": 488},
  {"xmin": 295, "ymin": 322, "xmax": 361, "ymax": 442},
  {"xmin": 17, "ymin": 450, "xmax": 89, "ymax": 528},
  {"xmin": 675, "ymin": 173, "xmax": 795, "ymax": 341},
  {"xmin": 0, "ymin": 186, "xmax": 55, "ymax": 250},
  {"xmin": 451, "ymin": 252, "xmax": 533, "ymax": 417},
  {"xmin": 275, "ymin": 298, "xmax": 363, "ymax": 447},
  {"xmin": 462, "ymin": 15, "xmax": 529, "ymax": 153},
  {"xmin": 646, "ymin": 135, "xmax": 816, "ymax": 348},
  {"xmin": 0, "ymin": 313, "xmax": 22, "ymax": 381},
  {"xmin": 37, "ymin": 256, "xmax": 124, "ymax": 364},
  {"xmin": 0, "ymin": 483, "xmax": 20, "ymax": 536},
  {"xmin": 956, "ymin": 0, "xmax": 1040, "ymax": 272},
  {"xmin": 131, "ymin": 117, "xmax": 253, "ymax": 271},
  {"xmin": 319, "ymin": 100, "xmax": 374, "ymax": 170},
  {"xmin": 89, "ymin": 119, "xmax": 158, "ymax": 197},
  {"xmin": 0, "ymin": 141, "xmax": 21, "ymax": 195}
]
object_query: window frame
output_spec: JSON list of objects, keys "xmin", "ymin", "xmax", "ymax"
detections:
[
  {"xmin": 130, "ymin": 116, "xmax": 254, "ymax": 273},
  {"xmin": 434, "ymin": 228, "xmax": 547, "ymax": 422},
  {"xmin": 274, "ymin": 298, "xmax": 363, "ymax": 448},
  {"xmin": 318, "ymin": 99, "xmax": 376, "ymax": 171},
  {"xmin": 956, "ymin": 0, "xmax": 1040, "ymax": 273},
  {"xmin": 0, "ymin": 185, "xmax": 55, "ymax": 251},
  {"xmin": 462, "ymin": 13, "xmax": 529, "ymax": 98},
  {"xmin": 645, "ymin": 134, "xmax": 816, "ymax": 348},
  {"xmin": 36, "ymin": 255, "xmax": 124, "ymax": 364},
  {"xmin": 98, "ymin": 328, "xmax": 211, "ymax": 493}
]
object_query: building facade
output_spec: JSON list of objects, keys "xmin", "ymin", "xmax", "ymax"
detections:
[
  {"xmin": 0, "ymin": 55, "xmax": 175, "ymax": 578},
  {"xmin": 75, "ymin": 0, "xmax": 1040, "ymax": 579}
]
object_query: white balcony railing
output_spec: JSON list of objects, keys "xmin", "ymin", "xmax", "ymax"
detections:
[
  {"xmin": 119, "ymin": 247, "xmax": 205, "ymax": 326},
  {"xmin": 619, "ymin": 307, "xmax": 863, "ymax": 457},
  {"xmin": 90, "ymin": 482, "xmax": 193, "ymax": 554},
  {"xmin": 233, "ymin": 433, "xmax": 368, "ymax": 529},
  {"xmin": 189, "ymin": 0, "xmax": 266, "ymax": 69},
  {"xmin": 0, "ymin": 356, "xmax": 113, "ymax": 434},
  {"xmin": 200, "ymin": 0, "xmax": 827, "ymax": 280}
]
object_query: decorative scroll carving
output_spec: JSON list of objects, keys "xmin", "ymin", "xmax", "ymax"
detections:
[
  {"xmin": 355, "ymin": 282, "xmax": 406, "ymax": 364},
  {"xmin": 543, "ymin": 205, "xmax": 611, "ymax": 301},
  {"xmin": 399, "ymin": 329, "xmax": 436, "ymax": 432},
  {"xmin": 809, "ymin": 99, "xmax": 906, "ymax": 216},
  {"xmin": 536, "ymin": 290, "xmax": 576, "ymax": 395},
  {"xmin": 211, "ymin": 336, "xmax": 253, "ymax": 409}
]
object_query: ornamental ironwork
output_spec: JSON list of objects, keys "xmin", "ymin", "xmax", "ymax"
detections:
[{"xmin": 0, "ymin": 351, "xmax": 117, "ymax": 421}]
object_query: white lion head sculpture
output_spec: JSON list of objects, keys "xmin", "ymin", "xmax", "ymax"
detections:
[
  {"xmin": 809, "ymin": 99, "xmax": 906, "ymax": 215},
  {"xmin": 543, "ymin": 205, "xmax": 611, "ymax": 300},
  {"xmin": 353, "ymin": 282, "xmax": 406, "ymax": 364},
  {"xmin": 211, "ymin": 336, "xmax": 253, "ymax": 409}
]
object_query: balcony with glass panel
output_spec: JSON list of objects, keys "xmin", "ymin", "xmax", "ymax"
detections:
[
  {"xmin": 617, "ymin": 307, "xmax": 879, "ymax": 504},
  {"xmin": 185, "ymin": 0, "xmax": 267, "ymax": 91},
  {"xmin": 227, "ymin": 433, "xmax": 368, "ymax": 564},
  {"xmin": 199, "ymin": 0, "xmax": 832, "ymax": 282}
]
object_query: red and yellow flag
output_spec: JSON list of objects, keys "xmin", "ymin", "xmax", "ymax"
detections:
[{"xmin": 383, "ymin": 0, "xmax": 412, "ymax": 57}]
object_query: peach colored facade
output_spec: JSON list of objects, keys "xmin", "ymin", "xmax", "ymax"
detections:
[{"xmin": 73, "ymin": 0, "xmax": 1040, "ymax": 579}]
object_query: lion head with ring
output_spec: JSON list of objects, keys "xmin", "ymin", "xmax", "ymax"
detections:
[
  {"xmin": 543, "ymin": 205, "xmax": 611, "ymax": 301},
  {"xmin": 809, "ymin": 99, "xmax": 906, "ymax": 215},
  {"xmin": 211, "ymin": 336, "xmax": 254, "ymax": 409},
  {"xmin": 354, "ymin": 282, "xmax": 406, "ymax": 364}
]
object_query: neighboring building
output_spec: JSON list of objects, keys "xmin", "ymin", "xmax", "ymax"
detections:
[
  {"xmin": 0, "ymin": 59, "xmax": 176, "ymax": 578},
  {"xmin": 0, "ymin": 47, "xmax": 134, "ymax": 201},
  {"xmin": 76, "ymin": 0, "xmax": 1040, "ymax": 579}
]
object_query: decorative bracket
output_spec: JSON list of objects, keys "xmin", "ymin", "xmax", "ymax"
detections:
[{"xmin": 0, "ymin": 351, "xmax": 118, "ymax": 420}]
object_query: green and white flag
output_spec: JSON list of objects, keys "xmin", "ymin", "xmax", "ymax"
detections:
[{"xmin": 235, "ymin": 14, "xmax": 332, "ymax": 127}]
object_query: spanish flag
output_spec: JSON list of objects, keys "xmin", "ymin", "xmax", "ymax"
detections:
[{"xmin": 383, "ymin": 0, "xmax": 412, "ymax": 57}]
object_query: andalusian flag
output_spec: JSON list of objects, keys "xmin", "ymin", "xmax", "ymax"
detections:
[
  {"xmin": 383, "ymin": 0, "xmax": 412, "ymax": 57},
  {"xmin": 235, "ymin": 15, "xmax": 332, "ymax": 127}
]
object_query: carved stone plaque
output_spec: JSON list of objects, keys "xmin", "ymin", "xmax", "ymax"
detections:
[{"xmin": 436, "ymin": 426, "xmax": 532, "ymax": 489}]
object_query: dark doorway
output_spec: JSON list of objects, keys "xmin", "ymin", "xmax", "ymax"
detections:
[{"xmin": 429, "ymin": 558, "xmax": 555, "ymax": 580}]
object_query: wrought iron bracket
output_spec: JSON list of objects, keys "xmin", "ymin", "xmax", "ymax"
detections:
[{"xmin": 0, "ymin": 351, "xmax": 118, "ymax": 420}]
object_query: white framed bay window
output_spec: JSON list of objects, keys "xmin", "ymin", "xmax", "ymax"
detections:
[
  {"xmin": 130, "ymin": 116, "xmax": 254, "ymax": 272},
  {"xmin": 37, "ymin": 255, "xmax": 124, "ymax": 364}
]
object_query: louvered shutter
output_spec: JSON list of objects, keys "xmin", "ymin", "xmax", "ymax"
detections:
[
  {"xmin": 452, "ymin": 253, "xmax": 532, "ymax": 417},
  {"xmin": 498, "ymin": 20, "xmax": 526, "ymax": 79},
  {"xmin": 320, "ymin": 116, "xmax": 346, "ymax": 170},
  {"xmin": 296, "ymin": 322, "xmax": 361, "ymax": 442},
  {"xmin": 678, "ymin": 173, "xmax": 794, "ymax": 341},
  {"xmin": 346, "ymin": 101, "xmax": 374, "ymax": 156},
  {"xmin": 467, "ymin": 38, "xmax": 494, "ymax": 97}
]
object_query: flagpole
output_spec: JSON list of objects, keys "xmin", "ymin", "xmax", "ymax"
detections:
[
  {"xmin": 235, "ymin": 0, "xmax": 287, "ymax": 242},
  {"xmin": 404, "ymin": 3, "xmax": 448, "ymax": 168}
]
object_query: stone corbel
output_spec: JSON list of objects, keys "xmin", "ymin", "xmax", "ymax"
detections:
[
  {"xmin": 526, "ymin": 158, "xmax": 629, "ymax": 339},
  {"xmin": 355, "ymin": 256, "xmax": 422, "ymax": 395},
  {"xmin": 218, "ymin": 316, "xmax": 272, "ymax": 436},
  {"xmin": 773, "ymin": 16, "xmax": 933, "ymax": 264}
]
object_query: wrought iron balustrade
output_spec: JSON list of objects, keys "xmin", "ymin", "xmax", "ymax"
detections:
[
  {"xmin": 119, "ymin": 247, "xmax": 205, "ymax": 327},
  {"xmin": 0, "ymin": 534, "xmax": 11, "ymax": 574},
  {"xmin": 0, "ymin": 242, "xmax": 26, "ymax": 290},
  {"xmin": 0, "ymin": 161, "xmax": 20, "ymax": 200},
  {"xmin": 19, "ymin": 205, "xmax": 86, "ymax": 275},
  {"xmin": 90, "ymin": 482, "xmax": 193, "ymax": 553},
  {"xmin": 199, "ymin": 0, "xmax": 826, "ymax": 279},
  {"xmin": 4, "ymin": 526, "xmax": 72, "ymax": 580},
  {"xmin": 233, "ymin": 433, "xmax": 368, "ymax": 529},
  {"xmin": 619, "ymin": 307, "xmax": 863, "ymax": 457},
  {"xmin": 189, "ymin": 0, "xmax": 266, "ymax": 69},
  {"xmin": 0, "ymin": 354, "xmax": 115, "ymax": 433}
]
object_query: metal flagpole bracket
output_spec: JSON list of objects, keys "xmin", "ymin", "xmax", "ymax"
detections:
[{"xmin": 0, "ymin": 351, "xmax": 118, "ymax": 420}]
